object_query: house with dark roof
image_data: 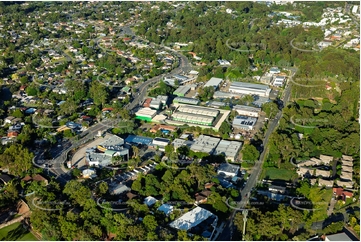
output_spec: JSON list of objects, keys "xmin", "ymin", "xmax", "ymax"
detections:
[
  {"xmin": 195, "ymin": 190, "xmax": 212, "ymax": 204},
  {"xmin": 0, "ymin": 173, "xmax": 13, "ymax": 185}
]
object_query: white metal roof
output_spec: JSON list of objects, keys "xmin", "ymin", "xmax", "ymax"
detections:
[
  {"xmin": 169, "ymin": 206, "xmax": 214, "ymax": 230},
  {"xmin": 204, "ymin": 77, "xmax": 223, "ymax": 89}
]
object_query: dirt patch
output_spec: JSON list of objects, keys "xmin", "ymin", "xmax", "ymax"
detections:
[{"xmin": 17, "ymin": 200, "xmax": 30, "ymax": 215}]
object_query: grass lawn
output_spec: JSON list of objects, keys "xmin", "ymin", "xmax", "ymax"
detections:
[
  {"xmin": 0, "ymin": 222, "xmax": 38, "ymax": 241},
  {"xmin": 262, "ymin": 167, "xmax": 298, "ymax": 181}
]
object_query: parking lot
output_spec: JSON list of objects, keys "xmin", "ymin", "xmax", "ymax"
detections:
[{"xmin": 113, "ymin": 162, "xmax": 157, "ymax": 182}]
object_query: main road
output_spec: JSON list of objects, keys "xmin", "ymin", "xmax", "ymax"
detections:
[
  {"xmin": 33, "ymin": 26, "xmax": 192, "ymax": 184},
  {"xmin": 216, "ymin": 67, "xmax": 298, "ymax": 241}
]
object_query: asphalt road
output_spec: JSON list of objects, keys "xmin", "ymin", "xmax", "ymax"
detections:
[{"xmin": 216, "ymin": 67, "xmax": 298, "ymax": 241}]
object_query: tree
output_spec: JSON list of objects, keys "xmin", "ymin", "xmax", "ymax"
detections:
[
  {"xmin": 65, "ymin": 80, "xmax": 87, "ymax": 103},
  {"xmin": 131, "ymin": 177, "xmax": 142, "ymax": 192},
  {"xmin": 63, "ymin": 180, "xmax": 92, "ymax": 207},
  {"xmin": 112, "ymin": 120, "xmax": 135, "ymax": 135},
  {"xmin": 142, "ymin": 215, "xmax": 158, "ymax": 231},
  {"xmin": 98, "ymin": 182, "xmax": 108, "ymax": 195},
  {"xmin": 262, "ymin": 102, "xmax": 278, "ymax": 119},
  {"xmin": 89, "ymin": 81, "xmax": 108, "ymax": 106},
  {"xmin": 198, "ymin": 86, "xmax": 215, "ymax": 102},
  {"xmin": 241, "ymin": 144, "xmax": 260, "ymax": 162},
  {"xmin": 26, "ymin": 86, "xmax": 38, "ymax": 96},
  {"xmin": 0, "ymin": 144, "xmax": 34, "ymax": 176},
  {"xmin": 11, "ymin": 109, "xmax": 24, "ymax": 118}
]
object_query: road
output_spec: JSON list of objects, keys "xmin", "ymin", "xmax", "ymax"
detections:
[
  {"xmin": 216, "ymin": 67, "xmax": 298, "ymax": 241},
  {"xmin": 33, "ymin": 25, "xmax": 192, "ymax": 184}
]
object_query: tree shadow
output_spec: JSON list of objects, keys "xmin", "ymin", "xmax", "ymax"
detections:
[{"xmin": 2, "ymin": 223, "xmax": 27, "ymax": 241}]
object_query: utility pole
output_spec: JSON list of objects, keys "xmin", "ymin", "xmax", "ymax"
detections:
[{"xmin": 242, "ymin": 209, "xmax": 248, "ymax": 241}]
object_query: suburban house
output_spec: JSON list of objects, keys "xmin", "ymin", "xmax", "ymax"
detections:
[
  {"xmin": 195, "ymin": 190, "xmax": 212, "ymax": 204},
  {"xmin": 22, "ymin": 174, "xmax": 49, "ymax": 186},
  {"xmin": 333, "ymin": 187, "xmax": 353, "ymax": 202}
]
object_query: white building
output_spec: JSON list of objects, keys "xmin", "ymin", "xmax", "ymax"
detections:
[
  {"xmin": 169, "ymin": 207, "xmax": 216, "ymax": 231},
  {"xmin": 190, "ymin": 135, "xmax": 220, "ymax": 154},
  {"xmin": 233, "ymin": 105, "xmax": 261, "ymax": 117},
  {"xmin": 204, "ymin": 77, "xmax": 223, "ymax": 90},
  {"xmin": 217, "ymin": 163, "xmax": 240, "ymax": 177},
  {"xmin": 269, "ymin": 67, "xmax": 281, "ymax": 74},
  {"xmin": 213, "ymin": 140, "xmax": 243, "ymax": 162},
  {"xmin": 272, "ymin": 76, "xmax": 286, "ymax": 87},
  {"xmin": 352, "ymin": 5, "xmax": 359, "ymax": 14},
  {"xmin": 229, "ymin": 82, "xmax": 271, "ymax": 97},
  {"xmin": 232, "ymin": 116, "xmax": 258, "ymax": 130}
]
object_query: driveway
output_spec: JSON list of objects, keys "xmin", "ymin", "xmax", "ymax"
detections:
[{"xmin": 327, "ymin": 196, "xmax": 337, "ymax": 216}]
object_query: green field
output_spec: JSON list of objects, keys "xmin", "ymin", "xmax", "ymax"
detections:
[
  {"xmin": 0, "ymin": 222, "xmax": 38, "ymax": 241},
  {"xmin": 262, "ymin": 167, "xmax": 298, "ymax": 181}
]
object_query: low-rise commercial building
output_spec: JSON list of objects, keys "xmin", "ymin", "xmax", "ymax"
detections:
[
  {"xmin": 172, "ymin": 112, "xmax": 215, "ymax": 126},
  {"xmin": 232, "ymin": 115, "xmax": 258, "ymax": 130},
  {"xmin": 135, "ymin": 108, "xmax": 157, "ymax": 121},
  {"xmin": 177, "ymin": 105, "xmax": 220, "ymax": 117},
  {"xmin": 233, "ymin": 105, "xmax": 261, "ymax": 117},
  {"xmin": 204, "ymin": 77, "xmax": 223, "ymax": 90},
  {"xmin": 152, "ymin": 137, "xmax": 170, "ymax": 151},
  {"xmin": 217, "ymin": 163, "xmax": 240, "ymax": 178},
  {"xmin": 213, "ymin": 140, "xmax": 243, "ymax": 162},
  {"xmin": 125, "ymin": 135, "xmax": 153, "ymax": 146},
  {"xmin": 272, "ymin": 76, "xmax": 286, "ymax": 87},
  {"xmin": 229, "ymin": 81, "xmax": 271, "ymax": 97},
  {"xmin": 173, "ymin": 97, "xmax": 200, "ymax": 105},
  {"xmin": 190, "ymin": 135, "xmax": 220, "ymax": 154},
  {"xmin": 173, "ymin": 85, "xmax": 191, "ymax": 97},
  {"xmin": 172, "ymin": 138, "xmax": 195, "ymax": 150}
]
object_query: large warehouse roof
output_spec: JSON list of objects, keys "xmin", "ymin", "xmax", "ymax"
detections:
[
  {"xmin": 177, "ymin": 105, "xmax": 219, "ymax": 117},
  {"xmin": 173, "ymin": 86, "xmax": 191, "ymax": 96},
  {"xmin": 190, "ymin": 135, "xmax": 220, "ymax": 154},
  {"xmin": 169, "ymin": 206, "xmax": 215, "ymax": 231},
  {"xmin": 174, "ymin": 97, "xmax": 200, "ymax": 105},
  {"xmin": 233, "ymin": 105, "xmax": 261, "ymax": 113},
  {"xmin": 125, "ymin": 135, "xmax": 153, "ymax": 145},
  {"xmin": 99, "ymin": 134, "xmax": 124, "ymax": 147},
  {"xmin": 230, "ymin": 81, "xmax": 270, "ymax": 91},
  {"xmin": 204, "ymin": 77, "xmax": 223, "ymax": 89},
  {"xmin": 135, "ymin": 108, "xmax": 157, "ymax": 117},
  {"xmin": 213, "ymin": 140, "xmax": 243, "ymax": 161},
  {"xmin": 232, "ymin": 115, "xmax": 257, "ymax": 127},
  {"xmin": 172, "ymin": 112, "xmax": 214, "ymax": 125}
]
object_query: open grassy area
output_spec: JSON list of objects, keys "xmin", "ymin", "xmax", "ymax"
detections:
[
  {"xmin": 262, "ymin": 167, "xmax": 298, "ymax": 181},
  {"xmin": 0, "ymin": 222, "xmax": 38, "ymax": 241}
]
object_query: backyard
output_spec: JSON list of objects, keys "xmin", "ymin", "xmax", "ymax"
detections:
[{"xmin": 0, "ymin": 222, "xmax": 37, "ymax": 241}]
